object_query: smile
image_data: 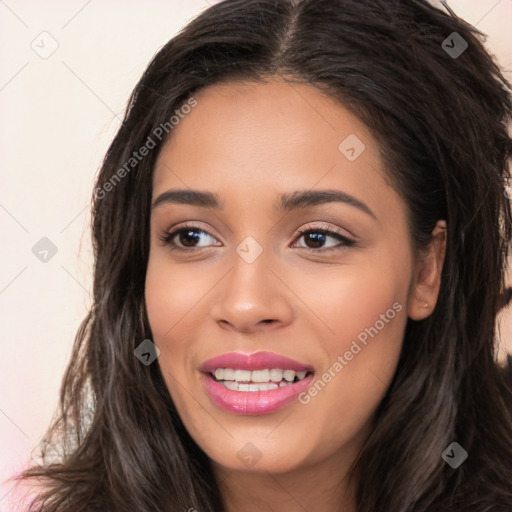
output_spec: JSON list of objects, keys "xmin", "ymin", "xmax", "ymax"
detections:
[
  {"xmin": 211, "ymin": 368, "xmax": 310, "ymax": 391},
  {"xmin": 200, "ymin": 351, "xmax": 315, "ymax": 415}
]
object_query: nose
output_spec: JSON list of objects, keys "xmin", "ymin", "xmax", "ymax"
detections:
[{"xmin": 210, "ymin": 249, "xmax": 294, "ymax": 334}]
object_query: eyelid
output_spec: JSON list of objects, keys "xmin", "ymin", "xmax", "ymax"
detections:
[
  {"xmin": 159, "ymin": 222, "xmax": 357, "ymax": 251},
  {"xmin": 291, "ymin": 223, "xmax": 357, "ymax": 250},
  {"xmin": 158, "ymin": 222, "xmax": 219, "ymax": 248},
  {"xmin": 293, "ymin": 222, "xmax": 354, "ymax": 240}
]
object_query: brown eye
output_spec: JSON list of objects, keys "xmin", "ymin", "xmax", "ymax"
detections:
[
  {"xmin": 160, "ymin": 226, "xmax": 219, "ymax": 250},
  {"xmin": 293, "ymin": 228, "xmax": 356, "ymax": 251}
]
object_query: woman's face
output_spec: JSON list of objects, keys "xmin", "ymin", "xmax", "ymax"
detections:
[{"xmin": 145, "ymin": 79, "xmax": 439, "ymax": 476}]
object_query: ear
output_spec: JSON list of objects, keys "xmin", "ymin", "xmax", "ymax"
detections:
[{"xmin": 407, "ymin": 220, "xmax": 447, "ymax": 320}]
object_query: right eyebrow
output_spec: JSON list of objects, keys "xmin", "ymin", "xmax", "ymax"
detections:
[{"xmin": 152, "ymin": 190, "xmax": 223, "ymax": 210}]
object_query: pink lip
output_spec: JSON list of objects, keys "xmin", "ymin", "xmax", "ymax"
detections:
[
  {"xmin": 202, "ymin": 372, "xmax": 315, "ymax": 415},
  {"xmin": 200, "ymin": 351, "xmax": 315, "ymax": 415},
  {"xmin": 200, "ymin": 351, "xmax": 314, "ymax": 373}
]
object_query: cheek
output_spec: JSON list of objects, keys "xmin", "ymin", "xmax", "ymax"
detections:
[
  {"xmin": 291, "ymin": 254, "xmax": 409, "ymax": 446},
  {"xmin": 295, "ymin": 313, "xmax": 406, "ymax": 469},
  {"xmin": 145, "ymin": 251, "xmax": 213, "ymax": 342},
  {"xmin": 288, "ymin": 252, "xmax": 409, "ymax": 349},
  {"xmin": 144, "ymin": 253, "xmax": 205, "ymax": 393}
]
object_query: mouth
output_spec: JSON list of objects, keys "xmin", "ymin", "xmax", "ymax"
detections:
[
  {"xmin": 200, "ymin": 352, "xmax": 315, "ymax": 415},
  {"xmin": 209, "ymin": 368, "xmax": 314, "ymax": 391}
]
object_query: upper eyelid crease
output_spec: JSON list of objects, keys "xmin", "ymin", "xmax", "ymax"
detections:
[{"xmin": 151, "ymin": 188, "xmax": 376, "ymax": 221}]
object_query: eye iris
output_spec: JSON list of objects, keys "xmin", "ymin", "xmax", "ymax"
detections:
[
  {"xmin": 305, "ymin": 232, "xmax": 326, "ymax": 249},
  {"xmin": 179, "ymin": 229, "xmax": 201, "ymax": 247},
  {"xmin": 167, "ymin": 228, "xmax": 343, "ymax": 250}
]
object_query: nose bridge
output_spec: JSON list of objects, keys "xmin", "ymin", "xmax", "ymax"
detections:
[{"xmin": 210, "ymin": 235, "xmax": 293, "ymax": 330}]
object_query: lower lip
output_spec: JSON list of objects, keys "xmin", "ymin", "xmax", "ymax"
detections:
[{"xmin": 202, "ymin": 373, "xmax": 315, "ymax": 415}]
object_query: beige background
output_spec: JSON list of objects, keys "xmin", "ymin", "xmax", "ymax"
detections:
[{"xmin": 0, "ymin": 1, "xmax": 511, "ymax": 508}]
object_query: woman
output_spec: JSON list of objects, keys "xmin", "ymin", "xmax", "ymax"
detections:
[{"xmin": 14, "ymin": 0, "xmax": 512, "ymax": 510}]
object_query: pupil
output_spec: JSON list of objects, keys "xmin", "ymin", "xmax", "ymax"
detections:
[
  {"xmin": 306, "ymin": 232, "xmax": 325, "ymax": 249},
  {"xmin": 180, "ymin": 230, "xmax": 200, "ymax": 247},
  {"xmin": 178, "ymin": 231, "xmax": 326, "ymax": 248}
]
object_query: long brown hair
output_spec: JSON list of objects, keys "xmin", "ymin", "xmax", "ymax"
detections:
[{"xmin": 13, "ymin": 1, "xmax": 512, "ymax": 510}]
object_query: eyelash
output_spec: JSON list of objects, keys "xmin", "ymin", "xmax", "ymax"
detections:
[{"xmin": 158, "ymin": 223, "xmax": 356, "ymax": 252}]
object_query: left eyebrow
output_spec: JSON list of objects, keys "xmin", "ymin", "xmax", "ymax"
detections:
[
  {"xmin": 275, "ymin": 189, "xmax": 377, "ymax": 220},
  {"xmin": 151, "ymin": 188, "xmax": 376, "ymax": 220}
]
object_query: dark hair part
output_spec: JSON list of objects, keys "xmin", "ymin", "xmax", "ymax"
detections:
[{"xmin": 14, "ymin": 0, "xmax": 512, "ymax": 510}]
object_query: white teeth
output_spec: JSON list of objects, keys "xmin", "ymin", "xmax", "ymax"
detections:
[
  {"xmin": 251, "ymin": 369, "xmax": 270, "ymax": 383},
  {"xmin": 233, "ymin": 369, "xmax": 252, "ymax": 382},
  {"xmin": 211, "ymin": 368, "xmax": 310, "ymax": 389},
  {"xmin": 238, "ymin": 383, "xmax": 279, "ymax": 391},
  {"xmin": 223, "ymin": 368, "xmax": 235, "ymax": 380},
  {"xmin": 269, "ymin": 369, "xmax": 283, "ymax": 382},
  {"xmin": 217, "ymin": 381, "xmax": 280, "ymax": 392},
  {"xmin": 283, "ymin": 370, "xmax": 295, "ymax": 382}
]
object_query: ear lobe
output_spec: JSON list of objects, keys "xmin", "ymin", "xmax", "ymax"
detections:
[{"xmin": 407, "ymin": 220, "xmax": 447, "ymax": 320}]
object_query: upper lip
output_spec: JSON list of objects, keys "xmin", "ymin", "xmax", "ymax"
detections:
[{"xmin": 200, "ymin": 351, "xmax": 314, "ymax": 373}]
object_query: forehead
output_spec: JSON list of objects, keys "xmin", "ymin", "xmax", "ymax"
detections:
[{"xmin": 152, "ymin": 79, "xmax": 401, "ymax": 222}]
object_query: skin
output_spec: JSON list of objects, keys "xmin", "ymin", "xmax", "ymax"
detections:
[{"xmin": 145, "ymin": 79, "xmax": 446, "ymax": 512}]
